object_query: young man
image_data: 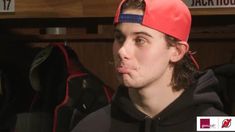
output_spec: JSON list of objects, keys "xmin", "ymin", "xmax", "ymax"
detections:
[{"xmin": 72, "ymin": 0, "xmax": 226, "ymax": 131}]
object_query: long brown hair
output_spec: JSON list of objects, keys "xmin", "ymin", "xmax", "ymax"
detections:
[{"xmin": 165, "ymin": 35, "xmax": 198, "ymax": 90}]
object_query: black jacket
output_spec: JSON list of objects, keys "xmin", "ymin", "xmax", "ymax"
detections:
[
  {"xmin": 210, "ymin": 63, "xmax": 235, "ymax": 115},
  {"xmin": 72, "ymin": 70, "xmax": 226, "ymax": 132}
]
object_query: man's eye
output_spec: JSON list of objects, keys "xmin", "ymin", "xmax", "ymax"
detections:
[
  {"xmin": 135, "ymin": 37, "xmax": 146, "ymax": 45},
  {"xmin": 114, "ymin": 34, "xmax": 125, "ymax": 44}
]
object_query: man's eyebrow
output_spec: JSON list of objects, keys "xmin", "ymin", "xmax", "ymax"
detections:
[
  {"xmin": 114, "ymin": 29, "xmax": 122, "ymax": 34},
  {"xmin": 133, "ymin": 32, "xmax": 153, "ymax": 38}
]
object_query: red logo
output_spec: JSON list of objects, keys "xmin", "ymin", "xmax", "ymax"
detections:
[{"xmin": 222, "ymin": 119, "xmax": 231, "ymax": 128}]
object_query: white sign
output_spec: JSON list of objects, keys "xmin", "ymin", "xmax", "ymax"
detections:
[
  {"xmin": 0, "ymin": 0, "xmax": 15, "ymax": 12},
  {"xmin": 197, "ymin": 116, "xmax": 235, "ymax": 131},
  {"xmin": 184, "ymin": 0, "xmax": 235, "ymax": 8}
]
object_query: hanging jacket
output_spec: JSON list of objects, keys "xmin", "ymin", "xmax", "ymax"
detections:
[
  {"xmin": 14, "ymin": 43, "xmax": 113, "ymax": 132},
  {"xmin": 71, "ymin": 70, "xmax": 226, "ymax": 132},
  {"xmin": 209, "ymin": 63, "xmax": 235, "ymax": 115}
]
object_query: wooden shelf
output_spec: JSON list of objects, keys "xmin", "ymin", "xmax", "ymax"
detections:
[
  {"xmin": 1, "ymin": 24, "xmax": 235, "ymax": 43},
  {"xmin": 0, "ymin": 26, "xmax": 114, "ymax": 43}
]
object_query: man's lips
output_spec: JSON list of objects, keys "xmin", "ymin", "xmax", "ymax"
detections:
[
  {"xmin": 117, "ymin": 67, "xmax": 130, "ymax": 74},
  {"xmin": 116, "ymin": 64, "xmax": 138, "ymax": 74}
]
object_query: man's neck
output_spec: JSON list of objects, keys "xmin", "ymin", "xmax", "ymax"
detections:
[
  {"xmin": 129, "ymin": 85, "xmax": 184, "ymax": 118},
  {"xmin": 128, "ymin": 68, "xmax": 184, "ymax": 118}
]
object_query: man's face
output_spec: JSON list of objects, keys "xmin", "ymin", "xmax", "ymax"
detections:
[{"xmin": 113, "ymin": 12, "xmax": 176, "ymax": 88}]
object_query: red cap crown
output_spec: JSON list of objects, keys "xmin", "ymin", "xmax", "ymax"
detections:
[{"xmin": 114, "ymin": 0, "xmax": 191, "ymax": 42}]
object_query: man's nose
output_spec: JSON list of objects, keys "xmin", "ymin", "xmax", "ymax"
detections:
[{"xmin": 118, "ymin": 40, "xmax": 132, "ymax": 60}]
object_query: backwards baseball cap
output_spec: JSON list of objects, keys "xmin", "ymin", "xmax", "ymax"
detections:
[
  {"xmin": 114, "ymin": 0, "xmax": 191, "ymax": 42},
  {"xmin": 114, "ymin": 0, "xmax": 199, "ymax": 69}
]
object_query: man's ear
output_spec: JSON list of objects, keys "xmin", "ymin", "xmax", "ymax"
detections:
[{"xmin": 170, "ymin": 41, "xmax": 189, "ymax": 62}]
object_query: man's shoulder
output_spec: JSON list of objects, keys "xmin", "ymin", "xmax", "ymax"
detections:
[
  {"xmin": 71, "ymin": 105, "xmax": 111, "ymax": 132},
  {"xmin": 80, "ymin": 104, "xmax": 111, "ymax": 122},
  {"xmin": 196, "ymin": 104, "xmax": 227, "ymax": 116}
]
